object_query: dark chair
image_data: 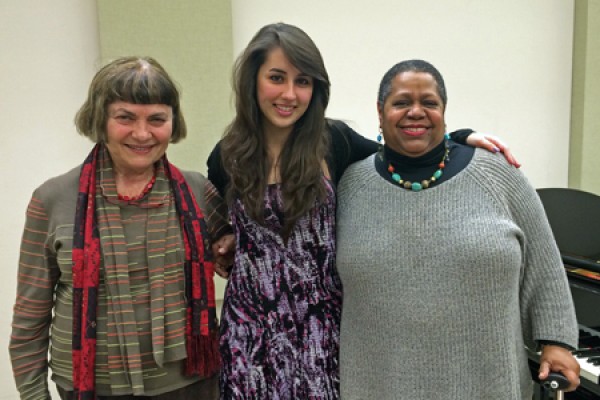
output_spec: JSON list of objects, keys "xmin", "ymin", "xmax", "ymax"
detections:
[{"xmin": 537, "ymin": 187, "xmax": 600, "ymax": 265}]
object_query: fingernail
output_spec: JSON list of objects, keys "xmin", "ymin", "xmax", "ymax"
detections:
[{"xmin": 492, "ymin": 147, "xmax": 500, "ymax": 153}]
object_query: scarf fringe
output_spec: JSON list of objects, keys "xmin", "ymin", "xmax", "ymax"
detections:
[{"xmin": 184, "ymin": 325, "xmax": 221, "ymax": 377}]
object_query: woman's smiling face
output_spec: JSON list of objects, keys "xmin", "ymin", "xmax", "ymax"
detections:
[
  {"xmin": 378, "ymin": 71, "xmax": 446, "ymax": 157},
  {"xmin": 105, "ymin": 101, "xmax": 173, "ymax": 175},
  {"xmin": 256, "ymin": 47, "xmax": 314, "ymax": 137}
]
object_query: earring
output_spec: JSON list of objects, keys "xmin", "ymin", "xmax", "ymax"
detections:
[{"xmin": 376, "ymin": 128, "xmax": 384, "ymax": 160}]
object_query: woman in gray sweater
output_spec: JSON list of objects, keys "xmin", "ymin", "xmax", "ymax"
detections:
[{"xmin": 336, "ymin": 59, "xmax": 580, "ymax": 399}]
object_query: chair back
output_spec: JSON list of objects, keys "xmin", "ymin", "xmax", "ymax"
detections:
[{"xmin": 536, "ymin": 187, "xmax": 600, "ymax": 262}]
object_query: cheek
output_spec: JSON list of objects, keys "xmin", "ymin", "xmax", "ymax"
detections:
[
  {"xmin": 105, "ymin": 122, "xmax": 124, "ymax": 143},
  {"xmin": 257, "ymin": 81, "xmax": 276, "ymax": 102},
  {"xmin": 430, "ymin": 111, "xmax": 445, "ymax": 126},
  {"xmin": 382, "ymin": 110, "xmax": 401, "ymax": 127},
  {"xmin": 299, "ymin": 88, "xmax": 314, "ymax": 105},
  {"xmin": 158, "ymin": 124, "xmax": 174, "ymax": 143}
]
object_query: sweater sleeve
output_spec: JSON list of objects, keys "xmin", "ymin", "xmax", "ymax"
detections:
[
  {"xmin": 448, "ymin": 129, "xmax": 475, "ymax": 145},
  {"xmin": 485, "ymin": 159, "xmax": 578, "ymax": 349},
  {"xmin": 10, "ymin": 193, "xmax": 60, "ymax": 400},
  {"xmin": 516, "ymin": 185, "xmax": 578, "ymax": 349},
  {"xmin": 203, "ymin": 179, "xmax": 232, "ymax": 242}
]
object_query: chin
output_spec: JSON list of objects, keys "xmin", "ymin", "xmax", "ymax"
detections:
[{"xmin": 397, "ymin": 145, "xmax": 429, "ymax": 157}]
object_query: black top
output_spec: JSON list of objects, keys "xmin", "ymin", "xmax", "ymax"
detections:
[{"xmin": 206, "ymin": 118, "xmax": 474, "ymax": 196}]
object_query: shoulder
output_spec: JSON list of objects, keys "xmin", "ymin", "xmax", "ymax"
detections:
[
  {"xmin": 27, "ymin": 166, "xmax": 81, "ymax": 225},
  {"xmin": 469, "ymin": 149, "xmax": 528, "ymax": 186},
  {"xmin": 178, "ymin": 168, "xmax": 222, "ymax": 204},
  {"xmin": 206, "ymin": 140, "xmax": 224, "ymax": 177},
  {"xmin": 467, "ymin": 148, "xmax": 539, "ymax": 209},
  {"xmin": 207, "ymin": 140, "xmax": 222, "ymax": 162},
  {"xmin": 337, "ymin": 155, "xmax": 377, "ymax": 196},
  {"xmin": 343, "ymin": 154, "xmax": 374, "ymax": 175},
  {"xmin": 180, "ymin": 169, "xmax": 210, "ymax": 193},
  {"xmin": 34, "ymin": 166, "xmax": 81, "ymax": 204},
  {"xmin": 181, "ymin": 170, "xmax": 215, "ymax": 203}
]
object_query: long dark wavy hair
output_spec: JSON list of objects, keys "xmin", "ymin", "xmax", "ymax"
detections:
[{"xmin": 220, "ymin": 23, "xmax": 331, "ymax": 239}]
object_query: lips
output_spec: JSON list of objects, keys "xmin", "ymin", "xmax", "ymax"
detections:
[
  {"xmin": 401, "ymin": 126, "xmax": 429, "ymax": 137},
  {"xmin": 274, "ymin": 104, "xmax": 295, "ymax": 116},
  {"xmin": 125, "ymin": 144, "xmax": 154, "ymax": 153}
]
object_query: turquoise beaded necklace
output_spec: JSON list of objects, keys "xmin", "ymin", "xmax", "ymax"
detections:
[{"xmin": 386, "ymin": 134, "xmax": 450, "ymax": 192}]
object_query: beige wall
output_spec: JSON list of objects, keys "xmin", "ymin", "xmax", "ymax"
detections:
[
  {"xmin": 232, "ymin": 0, "xmax": 574, "ymax": 189},
  {"xmin": 97, "ymin": 0, "xmax": 234, "ymax": 174},
  {"xmin": 570, "ymin": 0, "xmax": 600, "ymax": 195},
  {"xmin": 96, "ymin": 0, "xmax": 234, "ymax": 297},
  {"xmin": 0, "ymin": 3, "xmax": 100, "ymax": 398}
]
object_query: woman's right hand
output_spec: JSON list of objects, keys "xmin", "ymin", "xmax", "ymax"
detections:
[
  {"xmin": 466, "ymin": 132, "xmax": 521, "ymax": 168},
  {"xmin": 538, "ymin": 344, "xmax": 581, "ymax": 392}
]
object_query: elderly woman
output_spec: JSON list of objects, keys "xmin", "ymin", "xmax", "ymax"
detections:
[
  {"xmin": 9, "ymin": 57, "xmax": 231, "ymax": 400},
  {"xmin": 335, "ymin": 59, "xmax": 580, "ymax": 399}
]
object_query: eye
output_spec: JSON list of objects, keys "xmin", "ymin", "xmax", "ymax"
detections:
[
  {"xmin": 114, "ymin": 114, "xmax": 134, "ymax": 123},
  {"xmin": 269, "ymin": 74, "xmax": 284, "ymax": 83},
  {"xmin": 423, "ymin": 100, "xmax": 440, "ymax": 108},
  {"xmin": 296, "ymin": 76, "xmax": 313, "ymax": 87},
  {"xmin": 392, "ymin": 100, "xmax": 410, "ymax": 108},
  {"xmin": 148, "ymin": 117, "xmax": 167, "ymax": 127}
]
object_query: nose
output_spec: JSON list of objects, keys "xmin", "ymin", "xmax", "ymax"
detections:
[
  {"xmin": 131, "ymin": 120, "xmax": 151, "ymax": 140},
  {"xmin": 407, "ymin": 103, "xmax": 425, "ymax": 118},
  {"xmin": 281, "ymin": 82, "xmax": 297, "ymax": 100}
]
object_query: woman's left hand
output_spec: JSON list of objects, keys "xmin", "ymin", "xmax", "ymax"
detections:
[
  {"xmin": 466, "ymin": 132, "xmax": 521, "ymax": 168},
  {"xmin": 212, "ymin": 234, "xmax": 235, "ymax": 278},
  {"xmin": 538, "ymin": 344, "xmax": 581, "ymax": 392}
]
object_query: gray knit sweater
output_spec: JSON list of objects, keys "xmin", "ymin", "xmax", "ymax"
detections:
[{"xmin": 336, "ymin": 149, "xmax": 578, "ymax": 399}]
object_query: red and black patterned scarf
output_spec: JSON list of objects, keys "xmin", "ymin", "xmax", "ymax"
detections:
[{"xmin": 71, "ymin": 144, "xmax": 219, "ymax": 399}]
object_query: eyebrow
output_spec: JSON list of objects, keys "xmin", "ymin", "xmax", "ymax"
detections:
[
  {"xmin": 268, "ymin": 68, "xmax": 310, "ymax": 78},
  {"xmin": 112, "ymin": 108, "xmax": 134, "ymax": 114},
  {"xmin": 269, "ymin": 68, "xmax": 287, "ymax": 74},
  {"xmin": 393, "ymin": 91, "xmax": 438, "ymax": 96},
  {"xmin": 109, "ymin": 108, "xmax": 134, "ymax": 117},
  {"xmin": 111, "ymin": 108, "xmax": 170, "ymax": 117}
]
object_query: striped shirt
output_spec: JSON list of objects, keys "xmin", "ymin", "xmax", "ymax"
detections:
[{"xmin": 10, "ymin": 159, "xmax": 230, "ymax": 399}]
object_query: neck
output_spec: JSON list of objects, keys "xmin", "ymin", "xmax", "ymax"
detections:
[
  {"xmin": 384, "ymin": 139, "xmax": 447, "ymax": 169},
  {"xmin": 264, "ymin": 127, "xmax": 291, "ymax": 153},
  {"xmin": 380, "ymin": 137, "xmax": 449, "ymax": 191},
  {"xmin": 264, "ymin": 127, "xmax": 292, "ymax": 184},
  {"xmin": 114, "ymin": 166, "xmax": 156, "ymax": 197}
]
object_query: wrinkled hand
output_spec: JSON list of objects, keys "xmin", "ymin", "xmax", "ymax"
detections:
[
  {"xmin": 466, "ymin": 132, "xmax": 521, "ymax": 168},
  {"xmin": 212, "ymin": 234, "xmax": 235, "ymax": 278},
  {"xmin": 539, "ymin": 344, "xmax": 580, "ymax": 392}
]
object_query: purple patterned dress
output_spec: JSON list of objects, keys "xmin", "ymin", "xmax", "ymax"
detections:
[{"xmin": 219, "ymin": 180, "xmax": 342, "ymax": 400}]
